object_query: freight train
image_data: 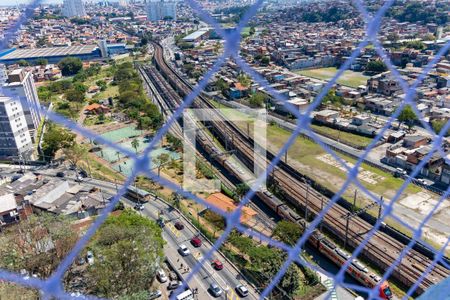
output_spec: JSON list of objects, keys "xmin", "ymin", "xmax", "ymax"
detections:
[
  {"xmin": 145, "ymin": 54, "xmax": 394, "ymax": 299},
  {"xmin": 196, "ymin": 124, "xmax": 393, "ymax": 299}
]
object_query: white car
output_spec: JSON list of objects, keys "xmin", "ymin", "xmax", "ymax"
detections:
[
  {"xmin": 157, "ymin": 269, "xmax": 168, "ymax": 283},
  {"xmin": 86, "ymin": 250, "xmax": 94, "ymax": 265},
  {"xmin": 178, "ymin": 244, "xmax": 190, "ymax": 256}
]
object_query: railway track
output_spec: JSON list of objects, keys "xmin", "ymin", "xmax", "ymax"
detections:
[{"xmin": 147, "ymin": 41, "xmax": 449, "ymax": 295}]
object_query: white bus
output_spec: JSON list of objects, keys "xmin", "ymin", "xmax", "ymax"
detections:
[{"xmin": 176, "ymin": 289, "xmax": 193, "ymax": 300}]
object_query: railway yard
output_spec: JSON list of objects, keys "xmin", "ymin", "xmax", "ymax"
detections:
[{"xmin": 141, "ymin": 41, "xmax": 450, "ymax": 298}]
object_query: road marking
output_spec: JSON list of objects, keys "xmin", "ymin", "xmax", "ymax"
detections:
[
  {"xmin": 166, "ymin": 223, "xmax": 181, "ymax": 238},
  {"xmin": 323, "ymin": 279, "xmax": 338, "ymax": 300},
  {"xmin": 194, "ymin": 251, "xmax": 202, "ymax": 260},
  {"xmin": 226, "ymin": 286, "xmax": 240, "ymax": 300}
]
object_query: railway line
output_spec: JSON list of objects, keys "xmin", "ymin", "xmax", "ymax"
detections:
[
  {"xmin": 146, "ymin": 41, "xmax": 449, "ymax": 296},
  {"xmin": 138, "ymin": 62, "xmax": 276, "ymax": 232}
]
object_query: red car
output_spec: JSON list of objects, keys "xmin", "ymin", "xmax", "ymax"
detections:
[
  {"xmin": 191, "ymin": 236, "xmax": 202, "ymax": 247},
  {"xmin": 174, "ymin": 222, "xmax": 184, "ymax": 230},
  {"xmin": 212, "ymin": 259, "xmax": 223, "ymax": 270}
]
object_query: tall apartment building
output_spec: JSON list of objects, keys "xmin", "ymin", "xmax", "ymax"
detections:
[
  {"xmin": 0, "ymin": 64, "xmax": 7, "ymax": 87},
  {"xmin": 62, "ymin": 0, "xmax": 87, "ymax": 18},
  {"xmin": 147, "ymin": 0, "xmax": 177, "ymax": 22},
  {"xmin": 2, "ymin": 69, "xmax": 42, "ymax": 141},
  {"xmin": 0, "ymin": 96, "xmax": 33, "ymax": 160}
]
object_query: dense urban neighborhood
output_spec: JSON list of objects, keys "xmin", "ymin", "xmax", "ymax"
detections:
[{"xmin": 0, "ymin": 0, "xmax": 449, "ymax": 299}]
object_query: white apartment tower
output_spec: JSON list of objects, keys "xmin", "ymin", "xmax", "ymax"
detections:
[
  {"xmin": 2, "ymin": 69, "xmax": 42, "ymax": 141},
  {"xmin": 0, "ymin": 96, "xmax": 33, "ymax": 160},
  {"xmin": 147, "ymin": 0, "xmax": 177, "ymax": 22},
  {"xmin": 62, "ymin": 0, "xmax": 87, "ymax": 18}
]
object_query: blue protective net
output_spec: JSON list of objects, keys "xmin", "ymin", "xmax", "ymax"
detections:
[{"xmin": 1, "ymin": 0, "xmax": 450, "ymax": 299}]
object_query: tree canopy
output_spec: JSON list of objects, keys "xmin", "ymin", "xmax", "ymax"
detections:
[
  {"xmin": 84, "ymin": 209, "xmax": 165, "ymax": 298},
  {"xmin": 366, "ymin": 60, "xmax": 387, "ymax": 73},
  {"xmin": 398, "ymin": 105, "xmax": 418, "ymax": 128},
  {"xmin": 41, "ymin": 123, "xmax": 76, "ymax": 159},
  {"xmin": 58, "ymin": 57, "xmax": 83, "ymax": 76}
]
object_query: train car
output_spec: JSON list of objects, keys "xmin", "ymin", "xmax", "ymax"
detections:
[{"xmin": 311, "ymin": 233, "xmax": 393, "ymax": 299}]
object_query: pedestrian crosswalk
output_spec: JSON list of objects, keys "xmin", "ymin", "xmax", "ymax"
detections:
[
  {"xmin": 166, "ymin": 222, "xmax": 181, "ymax": 238},
  {"xmin": 226, "ymin": 285, "xmax": 240, "ymax": 300},
  {"xmin": 323, "ymin": 279, "xmax": 338, "ymax": 300}
]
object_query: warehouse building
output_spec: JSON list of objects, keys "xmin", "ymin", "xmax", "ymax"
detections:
[{"xmin": 0, "ymin": 43, "xmax": 130, "ymax": 65}]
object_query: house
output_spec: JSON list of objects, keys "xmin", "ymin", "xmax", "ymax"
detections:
[
  {"xmin": 88, "ymin": 85, "xmax": 100, "ymax": 93},
  {"xmin": 84, "ymin": 103, "xmax": 110, "ymax": 115},
  {"xmin": 440, "ymin": 163, "xmax": 450, "ymax": 185},
  {"xmin": 228, "ymin": 82, "xmax": 249, "ymax": 100},
  {"xmin": 405, "ymin": 146, "xmax": 444, "ymax": 177},
  {"xmin": 314, "ymin": 109, "xmax": 339, "ymax": 123},
  {"xmin": 403, "ymin": 135, "xmax": 428, "ymax": 149}
]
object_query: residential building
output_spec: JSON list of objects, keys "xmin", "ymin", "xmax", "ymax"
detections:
[
  {"xmin": 147, "ymin": 0, "xmax": 177, "ymax": 22},
  {"xmin": 2, "ymin": 69, "xmax": 41, "ymax": 140},
  {"xmin": 0, "ymin": 96, "xmax": 33, "ymax": 160},
  {"xmin": 62, "ymin": 0, "xmax": 87, "ymax": 18}
]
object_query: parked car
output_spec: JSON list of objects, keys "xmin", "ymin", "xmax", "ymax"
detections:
[
  {"xmin": 212, "ymin": 259, "xmax": 223, "ymax": 270},
  {"xmin": 76, "ymin": 257, "xmax": 85, "ymax": 265},
  {"xmin": 209, "ymin": 283, "xmax": 222, "ymax": 297},
  {"xmin": 157, "ymin": 269, "xmax": 168, "ymax": 283},
  {"xmin": 174, "ymin": 221, "xmax": 184, "ymax": 230},
  {"xmin": 134, "ymin": 203, "xmax": 144, "ymax": 211},
  {"xmin": 148, "ymin": 290, "xmax": 162, "ymax": 299},
  {"xmin": 168, "ymin": 281, "xmax": 182, "ymax": 290},
  {"xmin": 86, "ymin": 251, "xmax": 94, "ymax": 265},
  {"xmin": 75, "ymin": 175, "xmax": 83, "ymax": 182},
  {"xmin": 56, "ymin": 172, "xmax": 65, "ymax": 178},
  {"xmin": 79, "ymin": 170, "xmax": 88, "ymax": 178},
  {"xmin": 235, "ymin": 284, "xmax": 249, "ymax": 297},
  {"xmin": 178, "ymin": 244, "xmax": 190, "ymax": 256},
  {"xmin": 191, "ymin": 236, "xmax": 202, "ymax": 247}
]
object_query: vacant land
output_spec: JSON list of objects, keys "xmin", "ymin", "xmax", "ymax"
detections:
[
  {"xmin": 296, "ymin": 67, "xmax": 370, "ymax": 88},
  {"xmin": 310, "ymin": 124, "xmax": 373, "ymax": 148}
]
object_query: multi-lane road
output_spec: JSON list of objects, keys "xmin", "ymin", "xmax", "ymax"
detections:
[{"xmin": 6, "ymin": 165, "xmax": 258, "ymax": 300}]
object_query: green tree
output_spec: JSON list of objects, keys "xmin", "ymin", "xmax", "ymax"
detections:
[
  {"xmin": 237, "ymin": 74, "xmax": 251, "ymax": 87},
  {"xmin": 216, "ymin": 78, "xmax": 230, "ymax": 95},
  {"xmin": 37, "ymin": 86, "xmax": 53, "ymax": 102},
  {"xmin": 249, "ymin": 92, "xmax": 266, "ymax": 108},
  {"xmin": 34, "ymin": 58, "xmax": 48, "ymax": 66},
  {"xmin": 65, "ymin": 88, "xmax": 85, "ymax": 102},
  {"xmin": 85, "ymin": 209, "xmax": 165, "ymax": 298},
  {"xmin": 249, "ymin": 26, "xmax": 256, "ymax": 35},
  {"xmin": 96, "ymin": 80, "xmax": 107, "ymax": 91},
  {"xmin": 272, "ymin": 221, "xmax": 303, "ymax": 246},
  {"xmin": 17, "ymin": 59, "xmax": 30, "ymax": 67},
  {"xmin": 235, "ymin": 183, "xmax": 250, "ymax": 200},
  {"xmin": 131, "ymin": 138, "xmax": 140, "ymax": 154},
  {"xmin": 42, "ymin": 124, "xmax": 76, "ymax": 159},
  {"xmin": 398, "ymin": 105, "xmax": 418, "ymax": 129},
  {"xmin": 154, "ymin": 153, "xmax": 170, "ymax": 176},
  {"xmin": 366, "ymin": 60, "xmax": 387, "ymax": 73},
  {"xmin": 0, "ymin": 213, "xmax": 78, "ymax": 278},
  {"xmin": 58, "ymin": 57, "xmax": 83, "ymax": 76},
  {"xmin": 260, "ymin": 56, "xmax": 270, "ymax": 65},
  {"xmin": 404, "ymin": 40, "xmax": 426, "ymax": 50},
  {"xmin": 166, "ymin": 133, "xmax": 182, "ymax": 151},
  {"xmin": 63, "ymin": 144, "xmax": 88, "ymax": 167},
  {"xmin": 431, "ymin": 119, "xmax": 450, "ymax": 137}
]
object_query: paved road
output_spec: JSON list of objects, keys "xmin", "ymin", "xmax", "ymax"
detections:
[{"xmin": 18, "ymin": 166, "xmax": 259, "ymax": 300}]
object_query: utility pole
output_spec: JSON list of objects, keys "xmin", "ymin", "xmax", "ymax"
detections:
[
  {"xmin": 378, "ymin": 196, "xmax": 384, "ymax": 220},
  {"xmin": 344, "ymin": 212, "xmax": 350, "ymax": 251},
  {"xmin": 284, "ymin": 149, "xmax": 288, "ymax": 163},
  {"xmin": 304, "ymin": 185, "xmax": 309, "ymax": 221}
]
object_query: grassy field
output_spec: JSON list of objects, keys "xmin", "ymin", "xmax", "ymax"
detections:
[
  {"xmin": 310, "ymin": 124, "xmax": 373, "ymax": 148},
  {"xmin": 296, "ymin": 67, "xmax": 369, "ymax": 88}
]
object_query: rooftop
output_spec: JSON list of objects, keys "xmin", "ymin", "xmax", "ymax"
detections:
[{"xmin": 0, "ymin": 45, "xmax": 99, "ymax": 60}]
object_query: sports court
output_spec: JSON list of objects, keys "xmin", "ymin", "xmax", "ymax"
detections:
[{"xmin": 94, "ymin": 126, "xmax": 180, "ymax": 176}]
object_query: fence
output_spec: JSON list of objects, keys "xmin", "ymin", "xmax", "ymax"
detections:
[{"xmin": 0, "ymin": 0, "xmax": 450, "ymax": 299}]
